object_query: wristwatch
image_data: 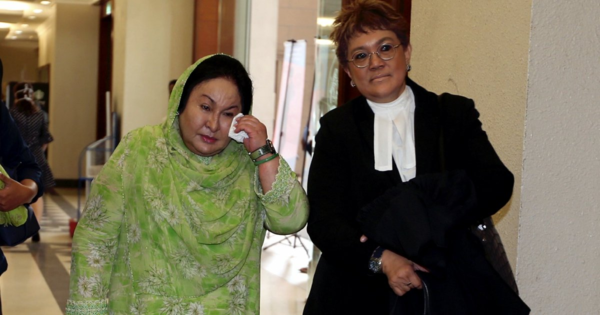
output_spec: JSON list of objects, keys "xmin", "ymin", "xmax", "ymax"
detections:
[
  {"xmin": 249, "ymin": 139, "xmax": 276, "ymax": 162},
  {"xmin": 368, "ymin": 246, "xmax": 385, "ymax": 274}
]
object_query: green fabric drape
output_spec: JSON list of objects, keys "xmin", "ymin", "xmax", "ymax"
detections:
[
  {"xmin": 0, "ymin": 164, "xmax": 28, "ymax": 226},
  {"xmin": 66, "ymin": 55, "xmax": 309, "ymax": 315}
]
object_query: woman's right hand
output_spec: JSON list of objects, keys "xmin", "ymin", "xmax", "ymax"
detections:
[{"xmin": 381, "ymin": 249, "xmax": 429, "ymax": 296}]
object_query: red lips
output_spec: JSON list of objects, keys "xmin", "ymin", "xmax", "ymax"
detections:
[
  {"xmin": 201, "ymin": 135, "xmax": 217, "ymax": 144},
  {"xmin": 371, "ymin": 74, "xmax": 390, "ymax": 82}
]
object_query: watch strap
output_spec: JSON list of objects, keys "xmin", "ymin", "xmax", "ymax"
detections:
[
  {"xmin": 369, "ymin": 246, "xmax": 385, "ymax": 274},
  {"xmin": 249, "ymin": 140, "xmax": 276, "ymax": 161}
]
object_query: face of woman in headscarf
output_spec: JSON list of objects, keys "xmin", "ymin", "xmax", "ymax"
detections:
[
  {"xmin": 344, "ymin": 29, "xmax": 412, "ymax": 103},
  {"xmin": 178, "ymin": 77, "xmax": 242, "ymax": 157}
]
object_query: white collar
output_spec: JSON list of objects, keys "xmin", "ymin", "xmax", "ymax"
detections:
[{"xmin": 366, "ymin": 86, "xmax": 416, "ymax": 174}]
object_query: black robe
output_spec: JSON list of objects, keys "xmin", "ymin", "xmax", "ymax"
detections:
[{"xmin": 304, "ymin": 78, "xmax": 529, "ymax": 314}]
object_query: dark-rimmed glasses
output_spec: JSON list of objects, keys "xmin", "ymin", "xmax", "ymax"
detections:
[{"xmin": 347, "ymin": 43, "xmax": 401, "ymax": 68}]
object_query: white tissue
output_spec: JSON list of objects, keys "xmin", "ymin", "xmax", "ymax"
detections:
[{"xmin": 229, "ymin": 113, "xmax": 249, "ymax": 143}]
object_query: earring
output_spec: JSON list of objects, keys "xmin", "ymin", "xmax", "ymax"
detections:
[
  {"xmin": 407, "ymin": 64, "xmax": 412, "ymax": 72},
  {"xmin": 350, "ymin": 80, "xmax": 356, "ymax": 87}
]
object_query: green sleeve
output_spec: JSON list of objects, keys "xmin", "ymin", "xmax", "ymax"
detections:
[
  {"xmin": 66, "ymin": 136, "xmax": 130, "ymax": 314},
  {"xmin": 254, "ymin": 158, "xmax": 309, "ymax": 235}
]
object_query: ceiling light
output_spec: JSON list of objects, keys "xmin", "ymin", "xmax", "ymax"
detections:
[
  {"xmin": 0, "ymin": 22, "xmax": 13, "ymax": 29},
  {"xmin": 21, "ymin": 24, "xmax": 28, "ymax": 27},
  {"xmin": 0, "ymin": 1, "xmax": 30, "ymax": 11},
  {"xmin": 317, "ymin": 17, "xmax": 335, "ymax": 27},
  {"xmin": 41, "ymin": 1, "xmax": 51, "ymax": 4},
  {"xmin": 28, "ymin": 16, "xmax": 36, "ymax": 20},
  {"xmin": 10, "ymin": 36, "xmax": 17, "ymax": 39},
  {"xmin": 316, "ymin": 39, "xmax": 333, "ymax": 45},
  {"xmin": 15, "ymin": 30, "xmax": 22, "ymax": 34},
  {"xmin": 33, "ymin": 9, "xmax": 43, "ymax": 13}
]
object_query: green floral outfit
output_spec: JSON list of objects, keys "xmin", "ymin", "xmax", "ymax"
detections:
[{"xmin": 66, "ymin": 56, "xmax": 309, "ymax": 315}]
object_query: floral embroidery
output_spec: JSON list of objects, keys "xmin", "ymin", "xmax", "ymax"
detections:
[
  {"xmin": 195, "ymin": 154, "xmax": 212, "ymax": 165},
  {"xmin": 260, "ymin": 159, "xmax": 297, "ymax": 205},
  {"xmin": 227, "ymin": 275, "xmax": 246, "ymax": 293},
  {"xmin": 77, "ymin": 274, "xmax": 104, "ymax": 298},
  {"xmin": 229, "ymin": 289, "xmax": 248, "ymax": 315},
  {"xmin": 186, "ymin": 180, "xmax": 204, "ymax": 192},
  {"xmin": 65, "ymin": 299, "xmax": 108, "ymax": 314},
  {"xmin": 188, "ymin": 302, "xmax": 205, "ymax": 315},
  {"xmin": 170, "ymin": 248, "xmax": 204, "ymax": 279},
  {"xmin": 82, "ymin": 196, "xmax": 108, "ymax": 230},
  {"xmin": 129, "ymin": 298, "xmax": 147, "ymax": 315},
  {"xmin": 128, "ymin": 223, "xmax": 141, "ymax": 244},
  {"xmin": 148, "ymin": 138, "xmax": 169, "ymax": 171},
  {"xmin": 116, "ymin": 147, "xmax": 130, "ymax": 170},
  {"xmin": 160, "ymin": 297, "xmax": 187, "ymax": 315},
  {"xmin": 212, "ymin": 254, "xmax": 233, "ymax": 274},
  {"xmin": 212, "ymin": 186, "xmax": 232, "ymax": 207},
  {"xmin": 144, "ymin": 186, "xmax": 165, "ymax": 211},
  {"xmin": 138, "ymin": 265, "xmax": 167, "ymax": 295}
]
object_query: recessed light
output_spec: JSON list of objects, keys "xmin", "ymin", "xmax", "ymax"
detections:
[
  {"xmin": 0, "ymin": 2, "xmax": 30, "ymax": 11},
  {"xmin": 317, "ymin": 17, "xmax": 335, "ymax": 27},
  {"xmin": 41, "ymin": 1, "xmax": 51, "ymax": 5},
  {"xmin": 28, "ymin": 16, "xmax": 37, "ymax": 20},
  {"xmin": 33, "ymin": 9, "xmax": 43, "ymax": 13},
  {"xmin": 15, "ymin": 30, "xmax": 22, "ymax": 34},
  {"xmin": 21, "ymin": 24, "xmax": 29, "ymax": 27},
  {"xmin": 0, "ymin": 22, "xmax": 13, "ymax": 29},
  {"xmin": 10, "ymin": 36, "xmax": 18, "ymax": 39}
]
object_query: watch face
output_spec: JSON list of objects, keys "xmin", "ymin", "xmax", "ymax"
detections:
[
  {"xmin": 267, "ymin": 139, "xmax": 276, "ymax": 153},
  {"xmin": 369, "ymin": 259, "xmax": 381, "ymax": 273}
]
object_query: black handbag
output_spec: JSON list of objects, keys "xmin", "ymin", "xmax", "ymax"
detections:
[
  {"xmin": 0, "ymin": 205, "xmax": 40, "ymax": 246},
  {"xmin": 437, "ymin": 93, "xmax": 519, "ymax": 294}
]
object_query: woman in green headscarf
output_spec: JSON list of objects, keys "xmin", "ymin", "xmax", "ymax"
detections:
[{"xmin": 66, "ymin": 54, "xmax": 309, "ymax": 314}]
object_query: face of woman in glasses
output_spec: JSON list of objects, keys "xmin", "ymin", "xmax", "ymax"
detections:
[{"xmin": 344, "ymin": 29, "xmax": 412, "ymax": 103}]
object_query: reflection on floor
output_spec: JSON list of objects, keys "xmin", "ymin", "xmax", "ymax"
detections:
[{"xmin": 0, "ymin": 188, "xmax": 312, "ymax": 315}]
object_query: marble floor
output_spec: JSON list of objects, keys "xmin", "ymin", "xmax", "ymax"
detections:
[{"xmin": 0, "ymin": 188, "xmax": 313, "ymax": 315}]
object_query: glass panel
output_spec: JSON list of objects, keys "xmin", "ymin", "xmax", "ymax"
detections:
[{"xmin": 304, "ymin": 0, "xmax": 341, "ymax": 175}]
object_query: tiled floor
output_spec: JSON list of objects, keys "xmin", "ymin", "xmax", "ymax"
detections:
[{"xmin": 0, "ymin": 188, "xmax": 313, "ymax": 314}]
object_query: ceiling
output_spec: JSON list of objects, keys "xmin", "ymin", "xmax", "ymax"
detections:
[{"xmin": 0, "ymin": 0, "xmax": 97, "ymax": 46}]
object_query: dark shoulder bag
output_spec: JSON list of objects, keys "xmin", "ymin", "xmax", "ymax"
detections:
[{"xmin": 437, "ymin": 94, "xmax": 519, "ymax": 294}]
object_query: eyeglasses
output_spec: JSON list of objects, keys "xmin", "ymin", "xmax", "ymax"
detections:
[{"xmin": 347, "ymin": 43, "xmax": 401, "ymax": 68}]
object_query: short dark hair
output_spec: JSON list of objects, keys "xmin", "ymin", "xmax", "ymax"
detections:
[
  {"xmin": 13, "ymin": 82, "xmax": 38, "ymax": 115},
  {"xmin": 330, "ymin": 0, "xmax": 409, "ymax": 68},
  {"xmin": 178, "ymin": 55, "xmax": 253, "ymax": 115},
  {"xmin": 169, "ymin": 79, "xmax": 177, "ymax": 86}
]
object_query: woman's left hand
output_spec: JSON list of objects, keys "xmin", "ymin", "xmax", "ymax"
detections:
[
  {"xmin": 0, "ymin": 174, "xmax": 37, "ymax": 211},
  {"xmin": 233, "ymin": 115, "xmax": 270, "ymax": 153}
]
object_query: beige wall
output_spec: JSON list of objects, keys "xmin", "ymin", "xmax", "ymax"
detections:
[
  {"xmin": 0, "ymin": 42, "xmax": 39, "ymax": 95},
  {"xmin": 409, "ymin": 1, "xmax": 532, "ymax": 271},
  {"xmin": 36, "ymin": 3, "xmax": 99, "ymax": 180},
  {"xmin": 112, "ymin": 0, "xmax": 194, "ymax": 136},
  {"xmin": 37, "ymin": 6, "xmax": 56, "ymax": 68},
  {"xmin": 247, "ymin": 0, "xmax": 279, "ymax": 137},
  {"xmin": 518, "ymin": 0, "xmax": 600, "ymax": 313},
  {"xmin": 276, "ymin": 0, "xmax": 318, "ymax": 174}
]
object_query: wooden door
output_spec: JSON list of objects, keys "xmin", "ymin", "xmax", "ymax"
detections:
[
  {"xmin": 96, "ymin": 0, "xmax": 113, "ymax": 139},
  {"xmin": 193, "ymin": 0, "xmax": 236, "ymax": 61}
]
